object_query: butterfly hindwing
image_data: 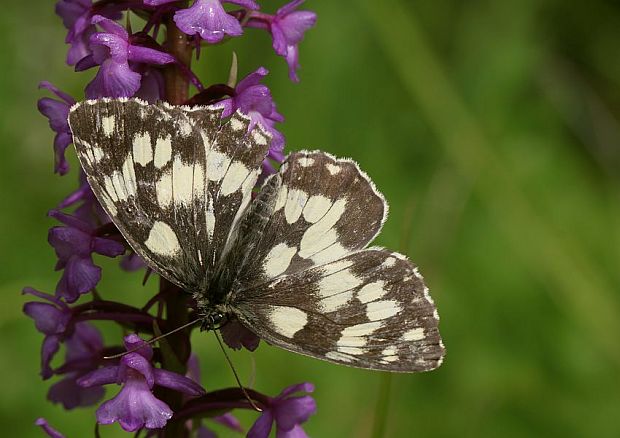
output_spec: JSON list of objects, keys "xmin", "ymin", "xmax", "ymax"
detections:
[
  {"xmin": 232, "ymin": 248, "xmax": 444, "ymax": 372},
  {"xmin": 68, "ymin": 99, "xmax": 270, "ymax": 293}
]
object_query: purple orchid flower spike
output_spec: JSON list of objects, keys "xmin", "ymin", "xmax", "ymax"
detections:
[
  {"xmin": 247, "ymin": 0, "xmax": 316, "ymax": 82},
  {"xmin": 37, "ymin": 82, "xmax": 76, "ymax": 175},
  {"xmin": 248, "ymin": 382, "xmax": 316, "ymax": 438},
  {"xmin": 23, "ymin": 288, "xmax": 72, "ymax": 379},
  {"xmin": 219, "ymin": 67, "xmax": 285, "ymax": 175},
  {"xmin": 48, "ymin": 322, "xmax": 106, "ymax": 409},
  {"xmin": 48, "ymin": 210, "xmax": 125, "ymax": 302},
  {"xmin": 35, "ymin": 418, "xmax": 65, "ymax": 438},
  {"xmin": 78, "ymin": 334, "xmax": 206, "ymax": 432},
  {"xmin": 55, "ymin": 0, "xmax": 123, "ymax": 66},
  {"xmin": 83, "ymin": 15, "xmax": 175, "ymax": 99},
  {"xmin": 173, "ymin": 0, "xmax": 259, "ymax": 43}
]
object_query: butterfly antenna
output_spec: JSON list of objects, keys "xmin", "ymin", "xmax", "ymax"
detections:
[
  {"xmin": 213, "ymin": 330, "xmax": 262, "ymax": 412},
  {"xmin": 103, "ymin": 318, "xmax": 202, "ymax": 360}
]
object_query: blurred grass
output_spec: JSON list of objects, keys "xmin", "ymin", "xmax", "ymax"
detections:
[{"xmin": 1, "ymin": 1, "xmax": 620, "ymax": 437}]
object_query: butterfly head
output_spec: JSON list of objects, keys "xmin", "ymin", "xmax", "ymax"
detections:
[{"xmin": 199, "ymin": 308, "xmax": 228, "ymax": 331}]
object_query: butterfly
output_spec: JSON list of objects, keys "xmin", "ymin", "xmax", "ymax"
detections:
[{"xmin": 67, "ymin": 98, "xmax": 445, "ymax": 372}]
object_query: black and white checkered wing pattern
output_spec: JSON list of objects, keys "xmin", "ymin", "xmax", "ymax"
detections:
[
  {"xmin": 235, "ymin": 248, "xmax": 444, "ymax": 372},
  {"xmin": 232, "ymin": 151, "xmax": 387, "ymax": 286},
  {"xmin": 68, "ymin": 99, "xmax": 270, "ymax": 292},
  {"xmin": 230, "ymin": 152, "xmax": 444, "ymax": 372}
]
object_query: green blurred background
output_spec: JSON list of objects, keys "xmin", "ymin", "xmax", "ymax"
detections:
[{"xmin": 2, "ymin": 0, "xmax": 620, "ymax": 436}]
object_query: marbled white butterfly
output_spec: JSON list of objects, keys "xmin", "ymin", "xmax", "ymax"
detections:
[{"xmin": 68, "ymin": 99, "xmax": 445, "ymax": 372}]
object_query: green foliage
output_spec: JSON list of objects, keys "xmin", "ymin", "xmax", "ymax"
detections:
[{"xmin": 2, "ymin": 0, "xmax": 619, "ymax": 436}]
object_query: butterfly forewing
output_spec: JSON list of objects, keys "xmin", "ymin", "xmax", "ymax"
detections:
[
  {"xmin": 233, "ymin": 248, "xmax": 444, "ymax": 372},
  {"xmin": 233, "ymin": 151, "xmax": 387, "ymax": 287},
  {"xmin": 68, "ymin": 99, "xmax": 270, "ymax": 293}
]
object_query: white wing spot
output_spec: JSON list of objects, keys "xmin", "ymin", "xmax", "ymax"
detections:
[
  {"xmin": 382, "ymin": 355, "xmax": 399, "ymax": 363},
  {"xmin": 274, "ymin": 185, "xmax": 288, "ymax": 211},
  {"xmin": 336, "ymin": 336, "xmax": 367, "ymax": 347},
  {"xmin": 341, "ymin": 321, "xmax": 383, "ymax": 337},
  {"xmin": 366, "ymin": 300, "xmax": 401, "ymax": 321},
  {"xmin": 299, "ymin": 198, "xmax": 349, "ymax": 264},
  {"xmin": 317, "ymin": 268, "xmax": 362, "ymax": 299},
  {"xmin": 357, "ymin": 280, "xmax": 388, "ymax": 304},
  {"xmin": 145, "ymin": 221, "xmax": 181, "ymax": 256},
  {"xmin": 382, "ymin": 257, "xmax": 397, "ymax": 268},
  {"xmin": 156, "ymin": 172, "xmax": 173, "ymax": 207},
  {"xmin": 220, "ymin": 161, "xmax": 250, "ymax": 196},
  {"xmin": 252, "ymin": 130, "xmax": 267, "ymax": 145},
  {"xmin": 284, "ymin": 188, "xmax": 308, "ymax": 224},
  {"xmin": 172, "ymin": 157, "xmax": 194, "ymax": 205},
  {"xmin": 326, "ymin": 163, "xmax": 341, "ymax": 175},
  {"xmin": 302, "ymin": 195, "xmax": 332, "ymax": 224},
  {"xmin": 111, "ymin": 171, "xmax": 129, "ymax": 201},
  {"xmin": 179, "ymin": 120, "xmax": 193, "ymax": 136},
  {"xmin": 230, "ymin": 117, "xmax": 244, "ymax": 131},
  {"xmin": 133, "ymin": 132, "xmax": 153, "ymax": 166},
  {"xmin": 205, "ymin": 197, "xmax": 215, "ymax": 239},
  {"xmin": 154, "ymin": 135, "xmax": 172, "ymax": 168},
  {"xmin": 298, "ymin": 156, "xmax": 315, "ymax": 167},
  {"xmin": 268, "ymin": 307, "xmax": 307, "ymax": 338},
  {"xmin": 321, "ymin": 259, "xmax": 355, "ymax": 276},
  {"xmin": 319, "ymin": 290, "xmax": 354, "ymax": 312},
  {"xmin": 121, "ymin": 156, "xmax": 137, "ymax": 198},
  {"xmin": 91, "ymin": 146, "xmax": 105, "ymax": 163},
  {"xmin": 337, "ymin": 346, "xmax": 366, "ymax": 355},
  {"xmin": 206, "ymin": 150, "xmax": 231, "ymax": 181},
  {"xmin": 402, "ymin": 327, "xmax": 425, "ymax": 341},
  {"xmin": 382, "ymin": 346, "xmax": 397, "ymax": 356},
  {"xmin": 263, "ymin": 243, "xmax": 297, "ymax": 278},
  {"xmin": 325, "ymin": 351, "xmax": 356, "ymax": 363},
  {"xmin": 101, "ymin": 115, "xmax": 115, "ymax": 136}
]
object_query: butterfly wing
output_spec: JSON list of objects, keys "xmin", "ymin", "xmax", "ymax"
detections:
[
  {"xmin": 234, "ymin": 248, "xmax": 443, "ymax": 372},
  {"xmin": 229, "ymin": 152, "xmax": 444, "ymax": 372},
  {"xmin": 231, "ymin": 150, "xmax": 387, "ymax": 286},
  {"xmin": 68, "ymin": 99, "xmax": 270, "ymax": 293}
]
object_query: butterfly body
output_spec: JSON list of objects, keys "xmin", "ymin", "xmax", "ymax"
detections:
[{"xmin": 68, "ymin": 98, "xmax": 445, "ymax": 373}]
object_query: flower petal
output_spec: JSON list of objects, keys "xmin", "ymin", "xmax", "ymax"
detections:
[
  {"xmin": 153, "ymin": 368, "xmax": 206, "ymax": 396},
  {"xmin": 56, "ymin": 256, "xmax": 101, "ymax": 302},
  {"xmin": 273, "ymin": 395, "xmax": 316, "ymax": 431},
  {"xmin": 174, "ymin": 0, "xmax": 243, "ymax": 43},
  {"xmin": 247, "ymin": 409, "xmax": 274, "ymax": 438},
  {"xmin": 128, "ymin": 45, "xmax": 175, "ymax": 65},
  {"xmin": 41, "ymin": 335, "xmax": 61, "ymax": 380},
  {"xmin": 96, "ymin": 377, "xmax": 173, "ymax": 432},
  {"xmin": 35, "ymin": 418, "xmax": 65, "ymax": 438},
  {"xmin": 23, "ymin": 302, "xmax": 70, "ymax": 335},
  {"xmin": 78, "ymin": 365, "xmax": 120, "ymax": 387},
  {"xmin": 48, "ymin": 373, "xmax": 105, "ymax": 409},
  {"xmin": 85, "ymin": 60, "xmax": 142, "ymax": 99}
]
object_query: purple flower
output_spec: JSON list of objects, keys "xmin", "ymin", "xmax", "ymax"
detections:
[
  {"xmin": 35, "ymin": 418, "xmax": 65, "ymax": 438},
  {"xmin": 37, "ymin": 82, "xmax": 76, "ymax": 175},
  {"xmin": 84, "ymin": 15, "xmax": 175, "ymax": 99},
  {"xmin": 247, "ymin": 0, "xmax": 316, "ymax": 82},
  {"xmin": 219, "ymin": 67, "xmax": 285, "ymax": 174},
  {"xmin": 55, "ymin": 0, "xmax": 122, "ymax": 65},
  {"xmin": 248, "ymin": 382, "xmax": 316, "ymax": 438},
  {"xmin": 48, "ymin": 322, "xmax": 106, "ymax": 409},
  {"xmin": 173, "ymin": 0, "xmax": 259, "ymax": 43},
  {"xmin": 23, "ymin": 288, "xmax": 72, "ymax": 379},
  {"xmin": 48, "ymin": 210, "xmax": 125, "ymax": 302},
  {"xmin": 78, "ymin": 334, "xmax": 206, "ymax": 432}
]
